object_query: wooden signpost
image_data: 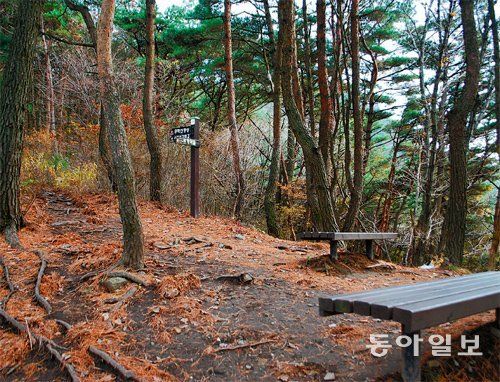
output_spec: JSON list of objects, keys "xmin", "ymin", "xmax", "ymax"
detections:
[{"xmin": 170, "ymin": 118, "xmax": 200, "ymax": 218}]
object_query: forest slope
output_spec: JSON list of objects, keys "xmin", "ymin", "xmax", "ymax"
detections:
[{"xmin": 0, "ymin": 190, "xmax": 497, "ymax": 381}]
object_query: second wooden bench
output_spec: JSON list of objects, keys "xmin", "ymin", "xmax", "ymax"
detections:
[{"xmin": 298, "ymin": 232, "xmax": 398, "ymax": 261}]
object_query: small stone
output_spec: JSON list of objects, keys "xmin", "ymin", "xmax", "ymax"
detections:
[
  {"xmin": 152, "ymin": 307, "xmax": 160, "ymax": 313},
  {"xmin": 114, "ymin": 318, "xmax": 122, "ymax": 325},
  {"xmin": 328, "ymin": 323, "xmax": 337, "ymax": 328},
  {"xmin": 102, "ymin": 277, "xmax": 128, "ymax": 292},
  {"xmin": 278, "ymin": 375, "xmax": 289, "ymax": 382},
  {"xmin": 102, "ymin": 313, "xmax": 109, "ymax": 321},
  {"xmin": 174, "ymin": 327, "xmax": 182, "ymax": 334},
  {"xmin": 153, "ymin": 241, "xmax": 170, "ymax": 249},
  {"xmin": 245, "ymin": 364, "xmax": 252, "ymax": 370},
  {"xmin": 234, "ymin": 234, "xmax": 245, "ymax": 240},
  {"xmin": 324, "ymin": 372, "xmax": 336, "ymax": 381},
  {"xmin": 164, "ymin": 288, "xmax": 180, "ymax": 299},
  {"xmin": 240, "ymin": 273, "xmax": 254, "ymax": 283}
]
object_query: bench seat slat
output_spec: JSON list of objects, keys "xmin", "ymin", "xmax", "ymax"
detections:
[
  {"xmin": 392, "ymin": 285, "xmax": 500, "ymax": 332},
  {"xmin": 354, "ymin": 273, "xmax": 500, "ymax": 317},
  {"xmin": 299, "ymin": 232, "xmax": 397, "ymax": 241},
  {"xmin": 318, "ymin": 272, "xmax": 498, "ymax": 316},
  {"xmin": 334, "ymin": 232, "xmax": 398, "ymax": 240}
]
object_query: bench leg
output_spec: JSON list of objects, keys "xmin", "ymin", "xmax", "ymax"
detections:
[
  {"xmin": 366, "ymin": 240, "xmax": 374, "ymax": 260},
  {"xmin": 401, "ymin": 326, "xmax": 421, "ymax": 382},
  {"xmin": 329, "ymin": 240, "xmax": 338, "ymax": 261}
]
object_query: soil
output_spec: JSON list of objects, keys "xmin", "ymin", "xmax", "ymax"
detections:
[{"xmin": 0, "ymin": 190, "xmax": 498, "ymax": 381}]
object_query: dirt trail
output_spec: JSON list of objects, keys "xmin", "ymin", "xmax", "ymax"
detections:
[{"xmin": 0, "ymin": 190, "xmax": 497, "ymax": 381}]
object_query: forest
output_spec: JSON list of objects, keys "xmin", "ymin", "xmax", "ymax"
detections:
[{"xmin": 0, "ymin": 0, "xmax": 499, "ymax": 381}]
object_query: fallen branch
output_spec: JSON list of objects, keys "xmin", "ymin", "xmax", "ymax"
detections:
[
  {"xmin": 213, "ymin": 338, "xmax": 276, "ymax": 353},
  {"xmin": 0, "ymin": 308, "xmax": 77, "ymax": 381},
  {"xmin": 34, "ymin": 251, "xmax": 52, "ymax": 314},
  {"xmin": 0, "ymin": 256, "xmax": 16, "ymax": 307},
  {"xmin": 88, "ymin": 345, "xmax": 141, "ymax": 381},
  {"xmin": 108, "ymin": 272, "xmax": 148, "ymax": 287}
]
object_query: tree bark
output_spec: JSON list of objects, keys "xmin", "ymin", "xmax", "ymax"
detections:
[
  {"xmin": 97, "ymin": 0, "xmax": 144, "ymax": 269},
  {"xmin": 439, "ymin": 0, "xmax": 480, "ymax": 264},
  {"xmin": 302, "ymin": 0, "xmax": 315, "ymax": 136},
  {"xmin": 263, "ymin": 0, "xmax": 282, "ymax": 237},
  {"xmin": 342, "ymin": 0, "xmax": 364, "ymax": 231},
  {"xmin": 278, "ymin": 0, "xmax": 337, "ymax": 232},
  {"xmin": 64, "ymin": 0, "xmax": 116, "ymax": 191},
  {"xmin": 0, "ymin": 0, "xmax": 44, "ymax": 247},
  {"xmin": 223, "ymin": 0, "xmax": 245, "ymax": 219},
  {"xmin": 317, "ymin": 0, "xmax": 332, "ymax": 176},
  {"xmin": 143, "ymin": 0, "xmax": 162, "ymax": 202},
  {"xmin": 40, "ymin": 18, "xmax": 57, "ymax": 137},
  {"xmin": 488, "ymin": 0, "xmax": 499, "ymax": 269}
]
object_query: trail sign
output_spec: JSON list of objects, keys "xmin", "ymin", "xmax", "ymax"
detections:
[
  {"xmin": 169, "ymin": 118, "xmax": 201, "ymax": 218},
  {"xmin": 170, "ymin": 125, "xmax": 194, "ymax": 141},
  {"xmin": 171, "ymin": 137, "xmax": 200, "ymax": 147}
]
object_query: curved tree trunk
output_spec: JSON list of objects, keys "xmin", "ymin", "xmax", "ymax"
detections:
[
  {"xmin": 223, "ymin": 0, "xmax": 245, "ymax": 219},
  {"xmin": 342, "ymin": 0, "xmax": 364, "ymax": 231},
  {"xmin": 0, "ymin": 0, "xmax": 45, "ymax": 248},
  {"xmin": 143, "ymin": 0, "xmax": 163, "ymax": 202},
  {"xmin": 439, "ymin": 0, "xmax": 480, "ymax": 264},
  {"xmin": 97, "ymin": 0, "xmax": 144, "ymax": 269},
  {"xmin": 278, "ymin": 0, "xmax": 337, "ymax": 232}
]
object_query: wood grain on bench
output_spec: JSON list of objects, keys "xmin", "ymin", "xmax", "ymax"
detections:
[{"xmin": 319, "ymin": 271, "xmax": 500, "ymax": 331}]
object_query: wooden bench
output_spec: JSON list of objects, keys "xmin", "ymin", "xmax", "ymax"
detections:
[
  {"xmin": 318, "ymin": 271, "xmax": 500, "ymax": 381},
  {"xmin": 298, "ymin": 232, "xmax": 398, "ymax": 261}
]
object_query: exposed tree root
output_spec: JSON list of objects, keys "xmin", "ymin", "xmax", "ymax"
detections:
[
  {"xmin": 55, "ymin": 318, "xmax": 72, "ymax": 331},
  {"xmin": 0, "ymin": 255, "xmax": 16, "ymax": 307},
  {"xmin": 104, "ymin": 286, "xmax": 138, "ymax": 312},
  {"xmin": 88, "ymin": 345, "xmax": 141, "ymax": 381},
  {"xmin": 46, "ymin": 344, "xmax": 81, "ymax": 382},
  {"xmin": 79, "ymin": 262, "xmax": 120, "ymax": 282},
  {"xmin": 0, "ymin": 308, "xmax": 79, "ymax": 381},
  {"xmin": 34, "ymin": 250, "xmax": 52, "ymax": 314},
  {"xmin": 108, "ymin": 272, "xmax": 148, "ymax": 287},
  {"xmin": 4, "ymin": 224, "xmax": 22, "ymax": 249}
]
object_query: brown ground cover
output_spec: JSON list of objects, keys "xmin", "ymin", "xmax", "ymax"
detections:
[{"xmin": 0, "ymin": 190, "xmax": 498, "ymax": 381}]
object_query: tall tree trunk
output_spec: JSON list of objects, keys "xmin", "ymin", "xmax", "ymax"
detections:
[
  {"xmin": 302, "ymin": 0, "xmax": 320, "ymax": 226},
  {"xmin": 64, "ymin": 0, "xmax": 116, "ymax": 191},
  {"xmin": 223, "ymin": 0, "xmax": 245, "ymax": 218},
  {"xmin": 143, "ymin": 0, "xmax": 162, "ymax": 202},
  {"xmin": 278, "ymin": 0, "xmax": 337, "ymax": 232},
  {"xmin": 488, "ymin": 0, "xmax": 499, "ymax": 269},
  {"xmin": 263, "ymin": 0, "xmax": 282, "ymax": 237},
  {"xmin": 0, "ymin": 0, "xmax": 44, "ymax": 247},
  {"xmin": 317, "ymin": 0, "xmax": 332, "ymax": 176},
  {"xmin": 97, "ymin": 0, "xmax": 144, "ymax": 269},
  {"xmin": 302, "ymin": 0, "xmax": 315, "ymax": 136},
  {"xmin": 342, "ymin": 0, "xmax": 363, "ymax": 231},
  {"xmin": 439, "ymin": 0, "xmax": 480, "ymax": 264}
]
